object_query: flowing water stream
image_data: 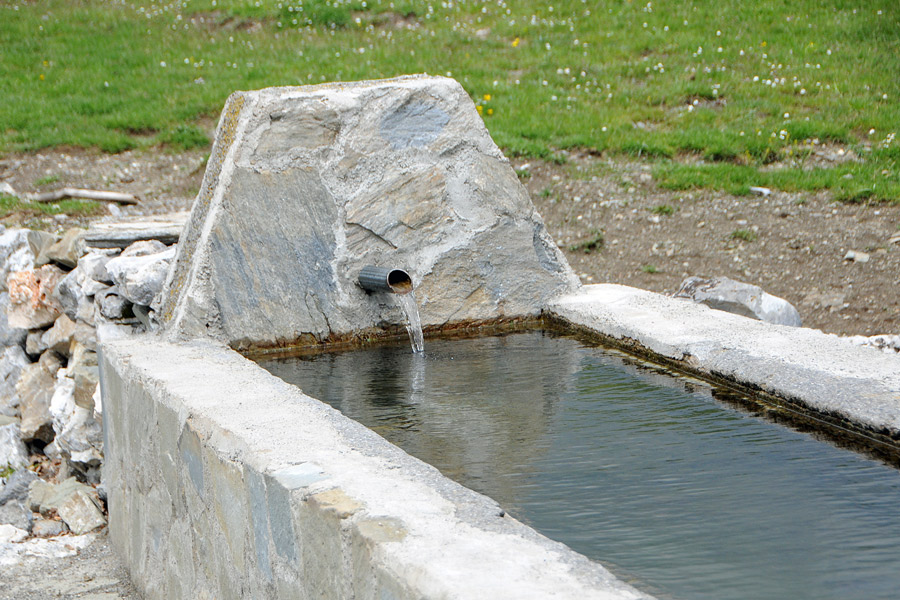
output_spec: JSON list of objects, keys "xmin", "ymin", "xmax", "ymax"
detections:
[
  {"xmin": 396, "ymin": 292, "xmax": 424, "ymax": 353},
  {"xmin": 259, "ymin": 332, "xmax": 900, "ymax": 600}
]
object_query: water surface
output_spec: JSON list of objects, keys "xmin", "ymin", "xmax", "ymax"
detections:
[{"xmin": 260, "ymin": 332, "xmax": 900, "ymax": 600}]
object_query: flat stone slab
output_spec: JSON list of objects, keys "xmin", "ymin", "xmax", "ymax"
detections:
[
  {"xmin": 82, "ymin": 212, "xmax": 188, "ymax": 249},
  {"xmin": 548, "ymin": 284, "xmax": 900, "ymax": 443},
  {"xmin": 157, "ymin": 76, "xmax": 576, "ymax": 348}
]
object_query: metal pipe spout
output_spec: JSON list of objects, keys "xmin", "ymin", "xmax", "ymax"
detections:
[{"xmin": 358, "ymin": 265, "xmax": 413, "ymax": 295}]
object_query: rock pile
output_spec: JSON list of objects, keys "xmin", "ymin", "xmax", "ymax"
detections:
[{"xmin": 0, "ymin": 224, "xmax": 175, "ymax": 548}]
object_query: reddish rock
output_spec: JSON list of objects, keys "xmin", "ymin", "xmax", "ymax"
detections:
[{"xmin": 7, "ymin": 265, "xmax": 65, "ymax": 329}]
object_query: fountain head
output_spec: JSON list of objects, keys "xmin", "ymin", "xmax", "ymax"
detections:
[{"xmin": 358, "ymin": 265, "xmax": 414, "ymax": 295}]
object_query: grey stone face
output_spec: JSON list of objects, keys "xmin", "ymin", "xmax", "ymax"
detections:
[
  {"xmin": 0, "ymin": 346, "xmax": 30, "ymax": 417},
  {"xmin": 0, "ymin": 292, "xmax": 27, "ymax": 348},
  {"xmin": 158, "ymin": 76, "xmax": 577, "ymax": 348},
  {"xmin": 0, "ymin": 422, "xmax": 29, "ymax": 471},
  {"xmin": 16, "ymin": 350, "xmax": 63, "ymax": 443},
  {"xmin": 0, "ymin": 468, "xmax": 37, "ymax": 506},
  {"xmin": 380, "ymin": 99, "xmax": 451, "ymax": 149},
  {"xmin": 106, "ymin": 246, "xmax": 175, "ymax": 306}
]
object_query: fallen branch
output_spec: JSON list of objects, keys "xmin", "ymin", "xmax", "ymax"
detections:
[{"xmin": 28, "ymin": 187, "xmax": 139, "ymax": 205}]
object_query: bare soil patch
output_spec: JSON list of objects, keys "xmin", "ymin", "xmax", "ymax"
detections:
[{"xmin": 520, "ymin": 152, "xmax": 899, "ymax": 336}]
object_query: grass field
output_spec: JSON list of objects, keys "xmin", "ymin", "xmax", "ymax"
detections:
[{"xmin": 1, "ymin": 0, "xmax": 898, "ymax": 201}]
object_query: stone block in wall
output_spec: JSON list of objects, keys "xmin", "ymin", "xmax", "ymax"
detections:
[
  {"xmin": 0, "ymin": 229, "xmax": 57, "ymax": 291},
  {"xmin": 7, "ymin": 265, "xmax": 65, "ymax": 329},
  {"xmin": 156, "ymin": 76, "xmax": 578, "ymax": 349},
  {"xmin": 0, "ymin": 292, "xmax": 27, "ymax": 348},
  {"xmin": 0, "ymin": 346, "xmax": 30, "ymax": 418},
  {"xmin": 0, "ymin": 422, "xmax": 29, "ymax": 471},
  {"xmin": 16, "ymin": 350, "xmax": 63, "ymax": 443},
  {"xmin": 106, "ymin": 246, "xmax": 175, "ymax": 307},
  {"xmin": 42, "ymin": 228, "xmax": 85, "ymax": 269},
  {"xmin": 41, "ymin": 314, "xmax": 77, "ymax": 357}
]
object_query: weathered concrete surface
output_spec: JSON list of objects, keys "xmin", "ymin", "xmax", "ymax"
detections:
[
  {"xmin": 100, "ymin": 334, "xmax": 647, "ymax": 600},
  {"xmin": 157, "ymin": 76, "xmax": 577, "ymax": 349},
  {"xmin": 548, "ymin": 285, "xmax": 900, "ymax": 440}
]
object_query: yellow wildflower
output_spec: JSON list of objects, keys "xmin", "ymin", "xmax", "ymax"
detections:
[
  {"xmin": 487, "ymin": 108, "xmax": 494, "ymax": 116},
  {"xmin": 483, "ymin": 94, "xmax": 491, "ymax": 101},
  {"xmin": 476, "ymin": 105, "xmax": 483, "ymax": 115},
  {"xmin": 39, "ymin": 74, "xmax": 45, "ymax": 80},
  {"xmin": 512, "ymin": 37, "xmax": 520, "ymax": 48}
]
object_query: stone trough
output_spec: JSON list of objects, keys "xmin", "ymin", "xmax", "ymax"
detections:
[{"xmin": 99, "ymin": 76, "xmax": 900, "ymax": 599}]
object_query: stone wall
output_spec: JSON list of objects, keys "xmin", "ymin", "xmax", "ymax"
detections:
[{"xmin": 100, "ymin": 335, "xmax": 647, "ymax": 600}]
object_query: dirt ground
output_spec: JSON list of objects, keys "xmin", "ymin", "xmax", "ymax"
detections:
[
  {"xmin": 1, "ymin": 147, "xmax": 897, "ymax": 336},
  {"xmin": 0, "ymin": 530, "xmax": 140, "ymax": 600}
]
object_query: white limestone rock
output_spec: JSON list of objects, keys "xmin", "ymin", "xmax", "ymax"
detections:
[
  {"xmin": 40, "ymin": 314, "xmax": 77, "ymax": 357},
  {"xmin": 0, "ymin": 229, "xmax": 57, "ymax": 292},
  {"xmin": 0, "ymin": 293, "xmax": 26, "ymax": 349},
  {"xmin": 57, "ymin": 489, "xmax": 106, "ymax": 534},
  {"xmin": 105, "ymin": 245, "xmax": 175, "ymax": 306},
  {"xmin": 7, "ymin": 265, "xmax": 65, "ymax": 329},
  {"xmin": 77, "ymin": 251, "xmax": 114, "ymax": 284},
  {"xmin": 16, "ymin": 350, "xmax": 63, "ymax": 443},
  {"xmin": 0, "ymin": 423, "xmax": 28, "ymax": 471},
  {"xmin": 0, "ymin": 346, "xmax": 30, "ymax": 418},
  {"xmin": 673, "ymin": 276, "xmax": 802, "ymax": 327}
]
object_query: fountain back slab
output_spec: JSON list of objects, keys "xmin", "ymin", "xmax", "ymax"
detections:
[{"xmin": 155, "ymin": 76, "xmax": 578, "ymax": 350}]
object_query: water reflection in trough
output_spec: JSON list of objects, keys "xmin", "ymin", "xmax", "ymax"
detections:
[{"xmin": 259, "ymin": 331, "xmax": 900, "ymax": 600}]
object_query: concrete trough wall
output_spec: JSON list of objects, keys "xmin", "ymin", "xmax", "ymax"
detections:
[{"xmin": 100, "ymin": 334, "xmax": 647, "ymax": 600}]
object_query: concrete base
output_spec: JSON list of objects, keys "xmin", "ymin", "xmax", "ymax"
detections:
[
  {"xmin": 100, "ymin": 334, "xmax": 647, "ymax": 600},
  {"xmin": 548, "ymin": 285, "xmax": 900, "ymax": 454}
]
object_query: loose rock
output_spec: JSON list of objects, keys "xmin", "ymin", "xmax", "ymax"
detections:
[
  {"xmin": 0, "ymin": 422, "xmax": 29, "ymax": 471},
  {"xmin": 843, "ymin": 250, "xmax": 870, "ymax": 263},
  {"xmin": 0, "ymin": 522, "xmax": 28, "ymax": 543},
  {"xmin": 95, "ymin": 287, "xmax": 132, "ymax": 320},
  {"xmin": 57, "ymin": 489, "xmax": 106, "ymax": 535},
  {"xmin": 0, "ymin": 346, "xmax": 30, "ymax": 417},
  {"xmin": 27, "ymin": 476, "xmax": 95, "ymax": 516},
  {"xmin": 119, "ymin": 239, "xmax": 167, "ymax": 258},
  {"xmin": 105, "ymin": 246, "xmax": 175, "ymax": 306},
  {"xmin": 7, "ymin": 265, "xmax": 65, "ymax": 329},
  {"xmin": 0, "ymin": 501, "xmax": 32, "ymax": 532},
  {"xmin": 0, "ymin": 292, "xmax": 27, "ymax": 348},
  {"xmin": 0, "ymin": 469, "xmax": 38, "ymax": 506},
  {"xmin": 25, "ymin": 330, "xmax": 45, "ymax": 357},
  {"xmin": 53, "ymin": 268, "xmax": 88, "ymax": 322},
  {"xmin": 40, "ymin": 314, "xmax": 77, "ymax": 357},
  {"xmin": 41, "ymin": 228, "xmax": 85, "ymax": 269},
  {"xmin": 77, "ymin": 251, "xmax": 114, "ymax": 284},
  {"xmin": 16, "ymin": 350, "xmax": 63, "ymax": 443},
  {"xmin": 0, "ymin": 229, "xmax": 57, "ymax": 291},
  {"xmin": 673, "ymin": 276, "xmax": 803, "ymax": 327},
  {"xmin": 31, "ymin": 517, "xmax": 67, "ymax": 537}
]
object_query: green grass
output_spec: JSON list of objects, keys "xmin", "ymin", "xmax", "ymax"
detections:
[
  {"xmin": 731, "ymin": 229, "xmax": 758, "ymax": 242},
  {"xmin": 641, "ymin": 264, "xmax": 660, "ymax": 274},
  {"xmin": 1, "ymin": 0, "xmax": 898, "ymax": 200},
  {"xmin": 0, "ymin": 194, "xmax": 104, "ymax": 219},
  {"xmin": 650, "ymin": 204, "xmax": 676, "ymax": 216},
  {"xmin": 569, "ymin": 229, "xmax": 604, "ymax": 254},
  {"xmin": 35, "ymin": 174, "xmax": 60, "ymax": 186}
]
